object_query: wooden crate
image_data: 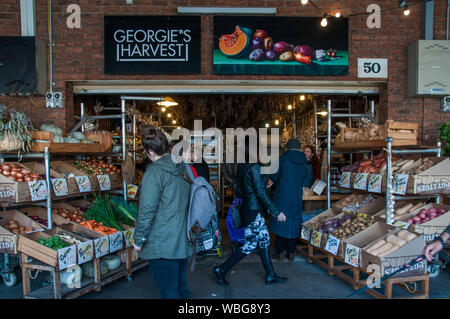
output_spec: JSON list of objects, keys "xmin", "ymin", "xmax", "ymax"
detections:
[
  {"xmin": 385, "ymin": 120, "xmax": 419, "ymax": 141},
  {"xmin": 50, "ymin": 161, "xmax": 100, "ymax": 192},
  {"xmin": 31, "ymin": 131, "xmax": 110, "ymax": 153},
  {"xmin": 0, "ymin": 210, "xmax": 45, "ymax": 254},
  {"xmin": 20, "ymin": 206, "xmax": 69, "ymax": 228}
]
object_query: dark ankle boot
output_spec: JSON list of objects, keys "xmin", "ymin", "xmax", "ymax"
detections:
[
  {"xmin": 213, "ymin": 248, "xmax": 246, "ymax": 285},
  {"xmin": 259, "ymin": 247, "xmax": 287, "ymax": 285}
]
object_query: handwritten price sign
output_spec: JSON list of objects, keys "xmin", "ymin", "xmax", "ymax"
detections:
[
  {"xmin": 109, "ymin": 232, "xmax": 124, "ymax": 253},
  {"xmin": 325, "ymin": 235, "xmax": 340, "ymax": 256},
  {"xmin": 123, "ymin": 228, "xmax": 135, "ymax": 248},
  {"xmin": 97, "ymin": 175, "xmax": 111, "ymax": 191},
  {"xmin": 51, "ymin": 178, "xmax": 69, "ymax": 197},
  {"xmin": 301, "ymin": 227, "xmax": 311, "ymax": 241},
  {"xmin": 27, "ymin": 180, "xmax": 48, "ymax": 201},
  {"xmin": 344, "ymin": 244, "xmax": 360, "ymax": 268},
  {"xmin": 94, "ymin": 237, "xmax": 109, "ymax": 258},
  {"xmin": 339, "ymin": 172, "xmax": 351, "ymax": 189},
  {"xmin": 311, "ymin": 230, "xmax": 323, "ymax": 248},
  {"xmin": 57, "ymin": 245, "xmax": 77, "ymax": 270},
  {"xmin": 75, "ymin": 176, "xmax": 91, "ymax": 193},
  {"xmin": 353, "ymin": 173, "xmax": 368, "ymax": 190},
  {"xmin": 393, "ymin": 174, "xmax": 409, "ymax": 195},
  {"xmin": 77, "ymin": 240, "xmax": 94, "ymax": 265},
  {"xmin": 368, "ymin": 174, "xmax": 383, "ymax": 193}
]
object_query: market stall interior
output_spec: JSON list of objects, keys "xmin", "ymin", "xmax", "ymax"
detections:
[{"xmin": 1, "ymin": 92, "xmax": 449, "ymax": 299}]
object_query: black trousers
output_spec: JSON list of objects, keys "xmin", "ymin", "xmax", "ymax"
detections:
[{"xmin": 274, "ymin": 236, "xmax": 297, "ymax": 254}]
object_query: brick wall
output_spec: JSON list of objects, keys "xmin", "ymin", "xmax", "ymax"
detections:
[{"xmin": 0, "ymin": 0, "xmax": 449, "ymax": 144}]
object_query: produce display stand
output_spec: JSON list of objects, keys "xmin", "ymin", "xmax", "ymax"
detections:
[
  {"xmin": 296, "ymin": 239, "xmax": 429, "ymax": 299},
  {"xmin": 0, "ymin": 98, "xmax": 150, "ymax": 297}
]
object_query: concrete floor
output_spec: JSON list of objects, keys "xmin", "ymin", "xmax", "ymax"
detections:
[{"xmin": 0, "ymin": 214, "xmax": 449, "ymax": 299}]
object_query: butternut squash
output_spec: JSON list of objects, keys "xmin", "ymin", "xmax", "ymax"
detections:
[
  {"xmin": 370, "ymin": 242, "xmax": 393, "ymax": 256},
  {"xmin": 366, "ymin": 239, "xmax": 386, "ymax": 254},
  {"xmin": 386, "ymin": 234, "xmax": 407, "ymax": 247},
  {"xmin": 377, "ymin": 245, "xmax": 400, "ymax": 258}
]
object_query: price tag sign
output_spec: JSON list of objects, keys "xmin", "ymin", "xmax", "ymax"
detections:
[
  {"xmin": 97, "ymin": 175, "xmax": 111, "ymax": 191},
  {"xmin": 393, "ymin": 174, "xmax": 409, "ymax": 195},
  {"xmin": 94, "ymin": 237, "xmax": 109, "ymax": 258},
  {"xmin": 311, "ymin": 230, "xmax": 323, "ymax": 248},
  {"xmin": 27, "ymin": 180, "xmax": 48, "ymax": 201},
  {"xmin": 353, "ymin": 173, "xmax": 369, "ymax": 190},
  {"xmin": 358, "ymin": 213, "xmax": 368, "ymax": 219},
  {"xmin": 368, "ymin": 174, "xmax": 383, "ymax": 193},
  {"xmin": 339, "ymin": 172, "xmax": 351, "ymax": 189},
  {"xmin": 325, "ymin": 235, "xmax": 340, "ymax": 256},
  {"xmin": 127, "ymin": 184, "xmax": 138, "ymax": 199},
  {"xmin": 344, "ymin": 244, "xmax": 360, "ymax": 268},
  {"xmin": 388, "ymin": 220, "xmax": 410, "ymax": 229},
  {"xmin": 123, "ymin": 228, "xmax": 135, "ymax": 248},
  {"xmin": 75, "ymin": 176, "xmax": 91, "ymax": 193},
  {"xmin": 57, "ymin": 245, "xmax": 77, "ymax": 270},
  {"xmin": 357, "ymin": 58, "xmax": 388, "ymax": 78},
  {"xmin": 51, "ymin": 178, "xmax": 69, "ymax": 197},
  {"xmin": 77, "ymin": 240, "xmax": 94, "ymax": 265},
  {"xmin": 301, "ymin": 226, "xmax": 311, "ymax": 241},
  {"xmin": 109, "ymin": 232, "xmax": 124, "ymax": 253}
]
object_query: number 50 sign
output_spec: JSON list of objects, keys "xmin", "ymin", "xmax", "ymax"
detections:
[{"xmin": 358, "ymin": 58, "xmax": 388, "ymax": 78}]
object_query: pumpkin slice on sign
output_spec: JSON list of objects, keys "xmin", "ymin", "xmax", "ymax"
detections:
[{"xmin": 219, "ymin": 25, "xmax": 253, "ymax": 59}]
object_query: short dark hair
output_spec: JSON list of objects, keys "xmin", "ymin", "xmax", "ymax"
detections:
[{"xmin": 142, "ymin": 125, "xmax": 169, "ymax": 156}]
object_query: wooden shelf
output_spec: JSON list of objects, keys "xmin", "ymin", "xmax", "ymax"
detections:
[{"xmin": 303, "ymin": 194, "xmax": 348, "ymax": 201}]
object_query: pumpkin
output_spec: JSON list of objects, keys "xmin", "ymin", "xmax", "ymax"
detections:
[
  {"xmin": 53, "ymin": 135, "xmax": 64, "ymax": 143},
  {"xmin": 71, "ymin": 131, "xmax": 85, "ymax": 140},
  {"xmin": 0, "ymin": 133, "xmax": 22, "ymax": 151},
  {"xmin": 102, "ymin": 255, "xmax": 121, "ymax": 271},
  {"xmin": 219, "ymin": 25, "xmax": 253, "ymax": 59},
  {"xmin": 40, "ymin": 123, "xmax": 63, "ymax": 136},
  {"xmin": 60, "ymin": 267, "xmax": 83, "ymax": 286}
]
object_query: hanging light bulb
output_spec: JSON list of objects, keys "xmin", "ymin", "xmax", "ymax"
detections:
[
  {"xmin": 265, "ymin": 123, "xmax": 270, "ymax": 128},
  {"xmin": 161, "ymin": 107, "xmax": 166, "ymax": 112},
  {"xmin": 301, "ymin": 0, "xmax": 309, "ymax": 5},
  {"xmin": 335, "ymin": 12, "xmax": 341, "ymax": 18},
  {"xmin": 300, "ymin": 95, "xmax": 305, "ymax": 101},
  {"xmin": 403, "ymin": 7, "xmax": 410, "ymax": 15},
  {"xmin": 172, "ymin": 119, "xmax": 177, "ymax": 124},
  {"xmin": 167, "ymin": 113, "xmax": 172, "ymax": 118},
  {"xmin": 321, "ymin": 15, "xmax": 328, "ymax": 27},
  {"xmin": 287, "ymin": 104, "xmax": 293, "ymax": 110},
  {"xmin": 275, "ymin": 119, "xmax": 280, "ymax": 126},
  {"xmin": 156, "ymin": 97, "xmax": 178, "ymax": 107}
]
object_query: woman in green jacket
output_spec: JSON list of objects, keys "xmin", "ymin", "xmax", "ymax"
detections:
[{"xmin": 133, "ymin": 126, "xmax": 193, "ymax": 299}]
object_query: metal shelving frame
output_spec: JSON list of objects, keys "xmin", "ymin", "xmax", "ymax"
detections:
[{"xmin": 325, "ymin": 99, "xmax": 443, "ymax": 226}]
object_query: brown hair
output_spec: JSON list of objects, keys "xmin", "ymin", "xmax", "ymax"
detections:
[
  {"xmin": 141, "ymin": 125, "xmax": 169, "ymax": 156},
  {"xmin": 303, "ymin": 145, "xmax": 318, "ymax": 162}
]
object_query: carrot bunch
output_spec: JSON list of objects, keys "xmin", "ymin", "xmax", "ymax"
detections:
[{"xmin": 80, "ymin": 220, "xmax": 117, "ymax": 235}]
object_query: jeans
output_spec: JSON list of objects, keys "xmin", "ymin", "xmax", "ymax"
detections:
[
  {"xmin": 148, "ymin": 258, "xmax": 190, "ymax": 299},
  {"xmin": 274, "ymin": 236, "xmax": 297, "ymax": 254}
]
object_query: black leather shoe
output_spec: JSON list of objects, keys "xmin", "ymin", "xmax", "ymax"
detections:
[
  {"xmin": 213, "ymin": 266, "xmax": 228, "ymax": 285},
  {"xmin": 259, "ymin": 247, "xmax": 287, "ymax": 285}
]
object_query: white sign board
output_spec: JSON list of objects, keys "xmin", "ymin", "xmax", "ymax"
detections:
[{"xmin": 358, "ymin": 58, "xmax": 388, "ymax": 78}]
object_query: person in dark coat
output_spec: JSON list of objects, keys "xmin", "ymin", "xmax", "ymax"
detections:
[
  {"xmin": 213, "ymin": 136, "xmax": 288, "ymax": 286},
  {"xmin": 269, "ymin": 138, "xmax": 314, "ymax": 261}
]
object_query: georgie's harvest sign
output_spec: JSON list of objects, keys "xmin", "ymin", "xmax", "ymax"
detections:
[{"xmin": 104, "ymin": 16, "xmax": 201, "ymax": 74}]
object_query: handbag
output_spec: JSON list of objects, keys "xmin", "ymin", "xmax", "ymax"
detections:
[{"xmin": 230, "ymin": 198, "xmax": 243, "ymax": 229}]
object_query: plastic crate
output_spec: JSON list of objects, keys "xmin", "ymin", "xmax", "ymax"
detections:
[{"xmin": 302, "ymin": 210, "xmax": 325, "ymax": 223}]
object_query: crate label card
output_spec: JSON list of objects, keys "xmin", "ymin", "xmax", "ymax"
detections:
[
  {"xmin": 109, "ymin": 232, "xmax": 124, "ymax": 253},
  {"xmin": 325, "ymin": 235, "xmax": 340, "ymax": 255},
  {"xmin": 339, "ymin": 172, "xmax": 351, "ymax": 188},
  {"xmin": 388, "ymin": 220, "xmax": 410, "ymax": 229},
  {"xmin": 75, "ymin": 176, "xmax": 91, "ymax": 193},
  {"xmin": 94, "ymin": 236, "xmax": 109, "ymax": 258},
  {"xmin": 27, "ymin": 180, "xmax": 48, "ymax": 201},
  {"xmin": 0, "ymin": 239, "xmax": 15, "ymax": 254},
  {"xmin": 368, "ymin": 174, "xmax": 383, "ymax": 193},
  {"xmin": 393, "ymin": 174, "xmax": 409, "ymax": 195},
  {"xmin": 127, "ymin": 184, "xmax": 138, "ymax": 199},
  {"xmin": 311, "ymin": 230, "xmax": 322, "ymax": 248},
  {"xmin": 344, "ymin": 244, "xmax": 360, "ymax": 268},
  {"xmin": 0, "ymin": 185, "xmax": 15, "ymax": 200},
  {"xmin": 97, "ymin": 175, "xmax": 111, "ymax": 191},
  {"xmin": 301, "ymin": 227, "xmax": 311, "ymax": 241},
  {"xmin": 353, "ymin": 173, "xmax": 368, "ymax": 190},
  {"xmin": 123, "ymin": 228, "xmax": 135, "ymax": 248},
  {"xmin": 51, "ymin": 178, "xmax": 69, "ymax": 197},
  {"xmin": 57, "ymin": 245, "xmax": 77, "ymax": 270},
  {"xmin": 77, "ymin": 240, "xmax": 94, "ymax": 265}
]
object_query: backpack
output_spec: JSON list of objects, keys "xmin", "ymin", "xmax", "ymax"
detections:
[
  {"xmin": 184, "ymin": 164, "xmax": 219, "ymax": 240},
  {"xmin": 183, "ymin": 163, "xmax": 219, "ymax": 271}
]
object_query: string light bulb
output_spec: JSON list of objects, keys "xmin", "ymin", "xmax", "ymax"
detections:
[
  {"xmin": 275, "ymin": 119, "xmax": 280, "ymax": 126},
  {"xmin": 167, "ymin": 113, "xmax": 172, "ymax": 118},
  {"xmin": 172, "ymin": 120, "xmax": 177, "ymax": 124},
  {"xmin": 300, "ymin": 95, "xmax": 306, "ymax": 101},
  {"xmin": 161, "ymin": 107, "xmax": 166, "ymax": 112},
  {"xmin": 403, "ymin": 7, "xmax": 410, "ymax": 15},
  {"xmin": 335, "ymin": 12, "xmax": 341, "ymax": 18},
  {"xmin": 265, "ymin": 123, "xmax": 270, "ymax": 128},
  {"xmin": 320, "ymin": 14, "xmax": 328, "ymax": 27},
  {"xmin": 287, "ymin": 104, "xmax": 293, "ymax": 110},
  {"xmin": 300, "ymin": 0, "xmax": 308, "ymax": 5}
]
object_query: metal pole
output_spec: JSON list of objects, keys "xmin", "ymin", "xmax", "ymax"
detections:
[
  {"xmin": 121, "ymin": 98, "xmax": 127, "ymax": 201},
  {"xmin": 436, "ymin": 140, "xmax": 442, "ymax": 204},
  {"xmin": 80, "ymin": 102, "xmax": 84, "ymax": 133},
  {"xmin": 386, "ymin": 137, "xmax": 394, "ymax": 225},
  {"xmin": 314, "ymin": 98, "xmax": 318, "ymax": 152},
  {"xmin": 48, "ymin": 0, "xmax": 53, "ymax": 92},
  {"xmin": 327, "ymin": 100, "xmax": 332, "ymax": 210},
  {"xmin": 44, "ymin": 147, "xmax": 53, "ymax": 229},
  {"xmin": 293, "ymin": 111, "xmax": 296, "ymax": 138},
  {"xmin": 133, "ymin": 101, "xmax": 136, "ymax": 164}
]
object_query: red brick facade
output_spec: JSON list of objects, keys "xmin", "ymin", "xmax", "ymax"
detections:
[{"xmin": 0, "ymin": 0, "xmax": 449, "ymax": 144}]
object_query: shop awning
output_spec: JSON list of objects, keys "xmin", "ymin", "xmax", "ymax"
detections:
[{"xmin": 72, "ymin": 80, "xmax": 383, "ymax": 95}]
